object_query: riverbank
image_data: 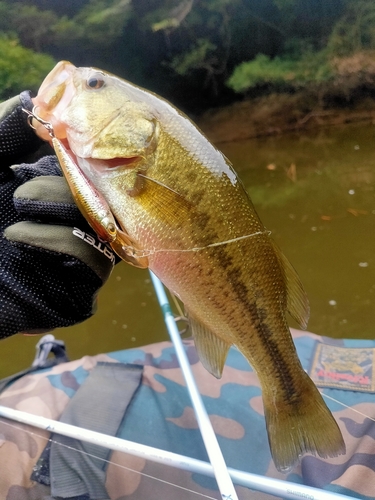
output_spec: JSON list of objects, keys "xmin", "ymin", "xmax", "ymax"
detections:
[{"xmin": 198, "ymin": 91, "xmax": 375, "ymax": 144}]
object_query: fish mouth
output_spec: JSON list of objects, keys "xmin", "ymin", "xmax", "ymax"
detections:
[
  {"xmin": 56, "ymin": 137, "xmax": 138, "ymax": 168},
  {"xmin": 99, "ymin": 157, "xmax": 142, "ymax": 170},
  {"xmin": 67, "ymin": 144, "xmax": 142, "ymax": 178},
  {"xmin": 59, "ymin": 135, "xmax": 142, "ymax": 172},
  {"xmin": 74, "ymin": 153, "xmax": 142, "ymax": 174}
]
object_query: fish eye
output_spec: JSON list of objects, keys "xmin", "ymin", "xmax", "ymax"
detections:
[{"xmin": 85, "ymin": 74, "xmax": 105, "ymax": 90}]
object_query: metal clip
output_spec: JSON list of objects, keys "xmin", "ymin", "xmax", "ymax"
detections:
[{"xmin": 22, "ymin": 106, "xmax": 55, "ymax": 138}]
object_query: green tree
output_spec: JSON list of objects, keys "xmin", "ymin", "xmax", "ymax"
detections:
[
  {"xmin": 226, "ymin": 0, "xmax": 375, "ymax": 101},
  {"xmin": 0, "ymin": 0, "xmax": 365, "ymax": 111},
  {"xmin": 6, "ymin": 3, "xmax": 58, "ymax": 52},
  {"xmin": 140, "ymin": 0, "xmax": 241, "ymax": 94},
  {"xmin": 227, "ymin": 50, "xmax": 333, "ymax": 93},
  {"xmin": 54, "ymin": 0, "xmax": 133, "ymax": 46},
  {"xmin": 327, "ymin": 0, "xmax": 375, "ymax": 56},
  {"xmin": 0, "ymin": 36, "xmax": 55, "ymax": 100}
]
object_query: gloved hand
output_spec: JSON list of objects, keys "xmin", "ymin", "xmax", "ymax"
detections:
[{"xmin": 0, "ymin": 91, "xmax": 115, "ymax": 338}]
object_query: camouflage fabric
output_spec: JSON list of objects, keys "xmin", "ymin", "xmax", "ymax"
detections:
[{"xmin": 0, "ymin": 329, "xmax": 374, "ymax": 500}]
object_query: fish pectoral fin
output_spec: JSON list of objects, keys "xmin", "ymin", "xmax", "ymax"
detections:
[
  {"xmin": 135, "ymin": 173, "xmax": 193, "ymax": 225},
  {"xmin": 110, "ymin": 228, "xmax": 149, "ymax": 269},
  {"xmin": 271, "ymin": 240, "xmax": 310, "ymax": 329},
  {"xmin": 187, "ymin": 311, "xmax": 231, "ymax": 379}
]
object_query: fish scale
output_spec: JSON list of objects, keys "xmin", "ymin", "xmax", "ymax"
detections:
[{"xmin": 32, "ymin": 60, "xmax": 346, "ymax": 472}]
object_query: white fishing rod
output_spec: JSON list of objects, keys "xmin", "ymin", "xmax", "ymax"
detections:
[
  {"xmin": 148, "ymin": 273, "xmax": 358, "ymax": 500},
  {"xmin": 0, "ymin": 405, "xmax": 355, "ymax": 500},
  {"xmin": 149, "ymin": 270, "xmax": 239, "ymax": 500}
]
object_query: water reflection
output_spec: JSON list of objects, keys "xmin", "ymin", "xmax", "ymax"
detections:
[
  {"xmin": 1, "ymin": 123, "xmax": 374, "ymax": 377},
  {"xmin": 220, "ymin": 123, "xmax": 375, "ymax": 341}
]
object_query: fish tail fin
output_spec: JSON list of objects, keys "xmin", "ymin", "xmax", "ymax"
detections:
[{"xmin": 263, "ymin": 372, "xmax": 346, "ymax": 472}]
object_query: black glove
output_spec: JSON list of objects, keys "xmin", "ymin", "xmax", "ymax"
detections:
[{"xmin": 0, "ymin": 92, "xmax": 115, "ymax": 338}]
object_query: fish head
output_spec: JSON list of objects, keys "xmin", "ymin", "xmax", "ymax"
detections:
[
  {"xmin": 33, "ymin": 61, "xmax": 162, "ymax": 268},
  {"xmin": 33, "ymin": 61, "xmax": 158, "ymax": 167}
]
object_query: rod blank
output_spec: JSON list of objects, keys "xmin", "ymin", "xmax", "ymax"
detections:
[
  {"xmin": 0, "ymin": 405, "xmax": 355, "ymax": 500},
  {"xmin": 149, "ymin": 271, "xmax": 239, "ymax": 500}
]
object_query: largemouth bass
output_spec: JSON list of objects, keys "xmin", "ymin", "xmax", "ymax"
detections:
[{"xmin": 32, "ymin": 61, "xmax": 345, "ymax": 471}]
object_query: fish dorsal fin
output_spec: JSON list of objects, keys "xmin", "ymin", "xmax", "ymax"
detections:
[
  {"xmin": 271, "ymin": 241, "xmax": 310, "ymax": 329},
  {"xmin": 187, "ymin": 310, "xmax": 231, "ymax": 379}
]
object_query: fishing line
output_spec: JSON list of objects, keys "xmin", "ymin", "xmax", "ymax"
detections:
[
  {"xmin": 21, "ymin": 108, "xmax": 270, "ymax": 263},
  {"xmin": 169, "ymin": 293, "xmax": 189, "ymax": 334},
  {"xmin": 321, "ymin": 392, "xmax": 375, "ymax": 423},
  {"xmin": 0, "ymin": 385, "xmax": 373, "ymax": 500},
  {"xmin": 131, "ymin": 230, "xmax": 271, "ymax": 258},
  {"xmin": 170, "ymin": 292, "xmax": 185, "ymax": 320},
  {"xmin": 0, "ymin": 417, "xmax": 218, "ymax": 500}
]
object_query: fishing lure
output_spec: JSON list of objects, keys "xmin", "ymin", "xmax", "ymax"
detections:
[{"xmin": 22, "ymin": 107, "xmax": 148, "ymax": 268}]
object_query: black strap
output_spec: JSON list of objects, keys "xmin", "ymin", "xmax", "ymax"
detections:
[{"xmin": 32, "ymin": 361, "xmax": 143, "ymax": 500}]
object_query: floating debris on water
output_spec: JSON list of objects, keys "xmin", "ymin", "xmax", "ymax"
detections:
[{"xmin": 347, "ymin": 208, "xmax": 368, "ymax": 216}]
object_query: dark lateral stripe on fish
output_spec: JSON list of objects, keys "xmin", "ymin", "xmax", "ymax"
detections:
[
  {"xmin": 213, "ymin": 245, "xmax": 234, "ymax": 270},
  {"xmin": 213, "ymin": 244, "xmax": 300, "ymax": 405},
  {"xmin": 32, "ymin": 61, "xmax": 344, "ymax": 472},
  {"xmin": 259, "ymin": 321, "xmax": 303, "ymax": 405},
  {"xmin": 193, "ymin": 212, "xmax": 210, "ymax": 231}
]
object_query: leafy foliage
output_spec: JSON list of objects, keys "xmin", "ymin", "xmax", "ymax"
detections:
[
  {"xmin": 145, "ymin": 0, "xmax": 194, "ymax": 32},
  {"xmin": 0, "ymin": 0, "xmax": 374, "ymax": 111},
  {"xmin": 327, "ymin": 0, "xmax": 375, "ymax": 56},
  {"xmin": 228, "ymin": 54, "xmax": 293, "ymax": 92},
  {"xmin": 58, "ymin": 0, "xmax": 133, "ymax": 46},
  {"xmin": 226, "ymin": 1, "xmax": 375, "ymax": 101},
  {"xmin": 227, "ymin": 51, "xmax": 333, "ymax": 93},
  {"xmin": 0, "ymin": 2, "xmax": 60, "ymax": 53},
  {"xmin": 0, "ymin": 36, "xmax": 55, "ymax": 100},
  {"xmin": 169, "ymin": 39, "xmax": 217, "ymax": 76}
]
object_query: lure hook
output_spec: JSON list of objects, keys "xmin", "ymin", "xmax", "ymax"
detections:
[{"xmin": 22, "ymin": 106, "xmax": 55, "ymax": 138}]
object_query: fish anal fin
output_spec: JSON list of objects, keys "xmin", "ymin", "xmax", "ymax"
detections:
[
  {"xmin": 264, "ymin": 372, "xmax": 346, "ymax": 472},
  {"xmin": 271, "ymin": 240, "xmax": 310, "ymax": 329},
  {"xmin": 188, "ymin": 311, "xmax": 231, "ymax": 379}
]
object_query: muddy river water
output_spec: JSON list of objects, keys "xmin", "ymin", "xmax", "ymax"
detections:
[{"xmin": 1, "ymin": 122, "xmax": 375, "ymax": 377}]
